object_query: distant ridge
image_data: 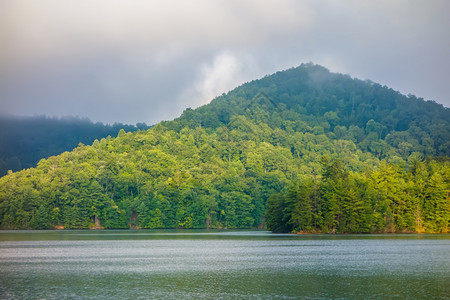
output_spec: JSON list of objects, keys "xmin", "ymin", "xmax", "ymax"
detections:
[{"xmin": 0, "ymin": 115, "xmax": 149, "ymax": 176}]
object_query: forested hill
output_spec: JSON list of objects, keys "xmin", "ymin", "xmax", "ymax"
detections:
[
  {"xmin": 0, "ymin": 115, "xmax": 149, "ymax": 176},
  {"xmin": 174, "ymin": 64, "xmax": 449, "ymax": 157},
  {"xmin": 0, "ymin": 63, "xmax": 449, "ymax": 233}
]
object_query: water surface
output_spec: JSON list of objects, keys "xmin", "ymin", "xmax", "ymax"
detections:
[{"xmin": 1, "ymin": 230, "xmax": 449, "ymax": 299}]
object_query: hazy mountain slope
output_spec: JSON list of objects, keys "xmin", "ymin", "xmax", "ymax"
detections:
[
  {"xmin": 0, "ymin": 115, "xmax": 149, "ymax": 176},
  {"xmin": 0, "ymin": 64, "xmax": 448, "ymax": 232}
]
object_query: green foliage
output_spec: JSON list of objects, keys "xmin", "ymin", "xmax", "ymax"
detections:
[
  {"xmin": 0, "ymin": 64, "xmax": 448, "ymax": 231},
  {"xmin": 268, "ymin": 158, "xmax": 449, "ymax": 233}
]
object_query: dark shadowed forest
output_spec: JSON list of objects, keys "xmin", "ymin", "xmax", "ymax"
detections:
[{"xmin": 0, "ymin": 115, "xmax": 148, "ymax": 176}]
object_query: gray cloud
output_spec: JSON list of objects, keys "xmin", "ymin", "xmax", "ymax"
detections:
[{"xmin": 0, "ymin": 0, "xmax": 448, "ymax": 125}]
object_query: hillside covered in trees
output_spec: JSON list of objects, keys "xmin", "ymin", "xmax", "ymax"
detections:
[
  {"xmin": 0, "ymin": 115, "xmax": 149, "ymax": 176},
  {"xmin": 0, "ymin": 64, "xmax": 448, "ymax": 233}
]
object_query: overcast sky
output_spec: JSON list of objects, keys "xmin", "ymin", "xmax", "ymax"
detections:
[{"xmin": 1, "ymin": 0, "xmax": 449, "ymax": 125}]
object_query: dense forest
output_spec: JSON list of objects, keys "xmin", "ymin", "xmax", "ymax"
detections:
[
  {"xmin": 0, "ymin": 64, "xmax": 448, "ymax": 232},
  {"xmin": 0, "ymin": 115, "xmax": 149, "ymax": 176}
]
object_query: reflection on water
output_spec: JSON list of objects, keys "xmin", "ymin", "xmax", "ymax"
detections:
[{"xmin": 1, "ymin": 231, "xmax": 449, "ymax": 299}]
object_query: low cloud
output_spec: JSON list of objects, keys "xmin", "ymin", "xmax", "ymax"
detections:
[
  {"xmin": 0, "ymin": 0, "xmax": 448, "ymax": 124},
  {"xmin": 193, "ymin": 53, "xmax": 245, "ymax": 107}
]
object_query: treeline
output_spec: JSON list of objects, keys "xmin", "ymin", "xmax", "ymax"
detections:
[
  {"xmin": 0, "ymin": 123, "xmax": 302, "ymax": 229},
  {"xmin": 0, "ymin": 64, "xmax": 448, "ymax": 231},
  {"xmin": 266, "ymin": 157, "xmax": 449, "ymax": 233},
  {"xmin": 0, "ymin": 119, "xmax": 448, "ymax": 231},
  {"xmin": 0, "ymin": 115, "xmax": 149, "ymax": 176}
]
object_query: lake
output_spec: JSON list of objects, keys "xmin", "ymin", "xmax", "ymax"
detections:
[{"xmin": 0, "ymin": 230, "xmax": 449, "ymax": 299}]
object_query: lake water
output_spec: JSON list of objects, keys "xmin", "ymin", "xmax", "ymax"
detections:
[{"xmin": 0, "ymin": 231, "xmax": 449, "ymax": 299}]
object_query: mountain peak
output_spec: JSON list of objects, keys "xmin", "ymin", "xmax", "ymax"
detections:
[{"xmin": 176, "ymin": 64, "xmax": 448, "ymax": 155}]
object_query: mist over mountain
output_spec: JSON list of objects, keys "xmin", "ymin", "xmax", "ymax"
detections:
[
  {"xmin": 0, "ymin": 64, "xmax": 448, "ymax": 233},
  {"xmin": 0, "ymin": 115, "xmax": 149, "ymax": 176}
]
